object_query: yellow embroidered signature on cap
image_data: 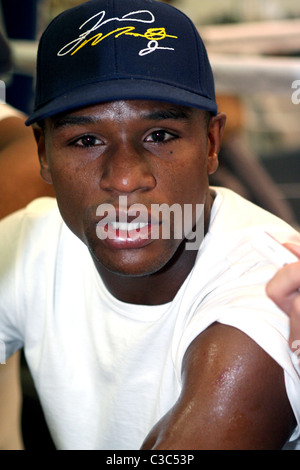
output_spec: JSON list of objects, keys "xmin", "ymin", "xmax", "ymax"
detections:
[
  {"xmin": 57, "ymin": 10, "xmax": 178, "ymax": 57},
  {"xmin": 71, "ymin": 26, "xmax": 177, "ymax": 55}
]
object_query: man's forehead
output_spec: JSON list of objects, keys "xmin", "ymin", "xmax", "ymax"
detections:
[{"xmin": 48, "ymin": 100, "xmax": 204, "ymax": 128}]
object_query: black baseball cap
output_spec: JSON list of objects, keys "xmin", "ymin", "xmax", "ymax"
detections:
[{"xmin": 25, "ymin": 0, "xmax": 218, "ymax": 126}]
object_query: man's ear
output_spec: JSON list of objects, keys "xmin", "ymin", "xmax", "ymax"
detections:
[
  {"xmin": 207, "ymin": 112, "xmax": 226, "ymax": 176},
  {"xmin": 32, "ymin": 124, "xmax": 53, "ymax": 184}
]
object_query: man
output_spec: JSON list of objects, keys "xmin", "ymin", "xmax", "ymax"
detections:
[
  {"xmin": 0, "ymin": 0, "xmax": 300, "ymax": 450},
  {"xmin": 267, "ymin": 242, "xmax": 300, "ymax": 366},
  {"xmin": 0, "ymin": 28, "xmax": 55, "ymax": 218},
  {"xmin": 0, "ymin": 30, "xmax": 55, "ymax": 450}
]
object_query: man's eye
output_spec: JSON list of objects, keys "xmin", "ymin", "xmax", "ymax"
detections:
[
  {"xmin": 145, "ymin": 130, "xmax": 176, "ymax": 144},
  {"xmin": 72, "ymin": 135, "xmax": 102, "ymax": 147}
]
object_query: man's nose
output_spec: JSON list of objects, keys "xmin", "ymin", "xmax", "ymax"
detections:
[{"xmin": 99, "ymin": 142, "xmax": 156, "ymax": 194}]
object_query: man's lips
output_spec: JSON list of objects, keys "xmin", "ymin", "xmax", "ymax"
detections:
[{"xmin": 95, "ymin": 209, "xmax": 161, "ymax": 247}]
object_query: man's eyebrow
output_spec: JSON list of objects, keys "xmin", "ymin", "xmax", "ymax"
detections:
[
  {"xmin": 143, "ymin": 107, "xmax": 192, "ymax": 121},
  {"xmin": 52, "ymin": 115, "xmax": 97, "ymax": 129},
  {"xmin": 51, "ymin": 107, "xmax": 193, "ymax": 129}
]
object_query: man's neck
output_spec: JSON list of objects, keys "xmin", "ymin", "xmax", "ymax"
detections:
[{"xmin": 93, "ymin": 241, "xmax": 199, "ymax": 305}]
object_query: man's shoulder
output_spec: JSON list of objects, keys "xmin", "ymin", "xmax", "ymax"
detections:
[
  {"xmin": 0, "ymin": 197, "xmax": 62, "ymax": 263},
  {"xmin": 188, "ymin": 187, "xmax": 300, "ymax": 305},
  {"xmin": 210, "ymin": 186, "xmax": 298, "ymax": 236},
  {"xmin": 18, "ymin": 196, "xmax": 58, "ymax": 218},
  {"xmin": 0, "ymin": 197, "xmax": 59, "ymax": 229}
]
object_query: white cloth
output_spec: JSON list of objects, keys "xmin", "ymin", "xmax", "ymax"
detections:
[{"xmin": 0, "ymin": 187, "xmax": 300, "ymax": 450}]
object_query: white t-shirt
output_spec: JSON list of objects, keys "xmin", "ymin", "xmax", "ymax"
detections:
[{"xmin": 1, "ymin": 187, "xmax": 300, "ymax": 450}]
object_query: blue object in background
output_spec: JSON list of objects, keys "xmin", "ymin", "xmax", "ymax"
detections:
[{"xmin": 1, "ymin": 0, "xmax": 39, "ymax": 114}]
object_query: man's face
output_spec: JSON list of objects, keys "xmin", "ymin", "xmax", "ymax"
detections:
[{"xmin": 36, "ymin": 100, "xmax": 224, "ymax": 277}]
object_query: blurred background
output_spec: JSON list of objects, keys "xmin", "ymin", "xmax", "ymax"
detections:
[{"xmin": 0, "ymin": 0, "xmax": 299, "ymax": 449}]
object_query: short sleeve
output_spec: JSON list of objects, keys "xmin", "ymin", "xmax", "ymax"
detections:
[
  {"xmin": 172, "ymin": 239, "xmax": 300, "ymax": 447},
  {"xmin": 0, "ymin": 198, "xmax": 59, "ymax": 359}
]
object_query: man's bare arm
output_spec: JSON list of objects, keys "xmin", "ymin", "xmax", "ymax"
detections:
[
  {"xmin": 0, "ymin": 352, "xmax": 23, "ymax": 450},
  {"xmin": 141, "ymin": 323, "xmax": 296, "ymax": 450},
  {"xmin": 0, "ymin": 115, "xmax": 54, "ymax": 219}
]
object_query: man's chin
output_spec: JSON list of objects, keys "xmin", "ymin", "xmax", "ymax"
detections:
[
  {"xmin": 89, "ymin": 250, "xmax": 166, "ymax": 278},
  {"xmin": 87, "ymin": 240, "xmax": 182, "ymax": 279}
]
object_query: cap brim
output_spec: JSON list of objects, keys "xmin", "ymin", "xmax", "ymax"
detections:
[{"xmin": 25, "ymin": 79, "xmax": 217, "ymax": 126}]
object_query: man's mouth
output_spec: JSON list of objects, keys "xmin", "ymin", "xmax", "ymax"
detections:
[
  {"xmin": 110, "ymin": 221, "xmax": 149, "ymax": 232},
  {"xmin": 95, "ymin": 210, "xmax": 160, "ymax": 249}
]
